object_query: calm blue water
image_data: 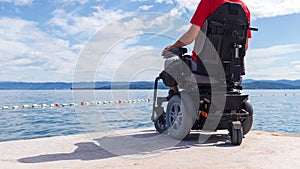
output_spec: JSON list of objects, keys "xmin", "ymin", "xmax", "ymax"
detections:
[{"xmin": 0, "ymin": 90, "xmax": 299, "ymax": 142}]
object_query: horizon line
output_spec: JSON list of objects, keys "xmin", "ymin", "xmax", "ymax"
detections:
[{"xmin": 0, "ymin": 79, "xmax": 300, "ymax": 83}]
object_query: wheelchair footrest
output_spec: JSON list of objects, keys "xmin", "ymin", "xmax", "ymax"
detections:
[
  {"xmin": 151, "ymin": 97, "xmax": 168, "ymax": 122},
  {"xmin": 157, "ymin": 97, "xmax": 167, "ymax": 105}
]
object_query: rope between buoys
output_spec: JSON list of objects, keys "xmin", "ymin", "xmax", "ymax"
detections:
[{"xmin": 0, "ymin": 98, "xmax": 151, "ymax": 110}]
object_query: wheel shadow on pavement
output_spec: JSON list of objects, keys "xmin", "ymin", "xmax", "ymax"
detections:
[{"xmin": 18, "ymin": 129, "xmax": 234, "ymax": 163}]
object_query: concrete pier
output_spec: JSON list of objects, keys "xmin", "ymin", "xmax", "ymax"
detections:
[{"xmin": 0, "ymin": 129, "xmax": 299, "ymax": 169}]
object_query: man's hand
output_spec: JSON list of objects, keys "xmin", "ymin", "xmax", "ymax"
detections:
[{"xmin": 161, "ymin": 45, "xmax": 173, "ymax": 56}]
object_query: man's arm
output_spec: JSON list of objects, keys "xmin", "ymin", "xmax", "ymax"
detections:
[
  {"xmin": 245, "ymin": 38, "xmax": 249, "ymax": 51},
  {"xmin": 162, "ymin": 24, "xmax": 201, "ymax": 55}
]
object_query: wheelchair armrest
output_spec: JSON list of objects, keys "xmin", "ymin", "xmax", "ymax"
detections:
[{"xmin": 163, "ymin": 47, "xmax": 188, "ymax": 58}]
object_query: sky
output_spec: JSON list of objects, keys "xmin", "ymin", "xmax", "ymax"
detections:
[{"xmin": 0, "ymin": 0, "xmax": 300, "ymax": 82}]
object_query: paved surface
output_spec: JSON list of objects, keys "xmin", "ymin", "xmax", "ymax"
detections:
[{"xmin": 0, "ymin": 129, "xmax": 299, "ymax": 169}]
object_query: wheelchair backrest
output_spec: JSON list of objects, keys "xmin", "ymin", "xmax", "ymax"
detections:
[{"xmin": 196, "ymin": 2, "xmax": 249, "ymax": 87}]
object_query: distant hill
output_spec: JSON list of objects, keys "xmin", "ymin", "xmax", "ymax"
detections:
[
  {"xmin": 274, "ymin": 80, "xmax": 300, "ymax": 87},
  {"xmin": 0, "ymin": 80, "xmax": 300, "ymax": 90},
  {"xmin": 243, "ymin": 81, "xmax": 300, "ymax": 89},
  {"xmin": 0, "ymin": 81, "xmax": 167, "ymax": 90},
  {"xmin": 0, "ymin": 82, "xmax": 71, "ymax": 90}
]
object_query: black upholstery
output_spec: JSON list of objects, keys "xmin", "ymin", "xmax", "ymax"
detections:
[{"xmin": 196, "ymin": 2, "xmax": 249, "ymax": 87}]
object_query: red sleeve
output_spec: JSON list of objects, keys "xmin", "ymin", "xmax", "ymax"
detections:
[
  {"xmin": 190, "ymin": 0, "xmax": 211, "ymax": 27},
  {"xmin": 191, "ymin": 0, "xmax": 252, "ymax": 38},
  {"xmin": 242, "ymin": 2, "xmax": 252, "ymax": 38}
]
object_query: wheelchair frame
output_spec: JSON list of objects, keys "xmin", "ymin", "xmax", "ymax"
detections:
[{"xmin": 151, "ymin": 2, "xmax": 258, "ymax": 145}]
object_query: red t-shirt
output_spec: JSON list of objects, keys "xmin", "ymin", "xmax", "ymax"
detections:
[{"xmin": 191, "ymin": 0, "xmax": 252, "ymax": 38}]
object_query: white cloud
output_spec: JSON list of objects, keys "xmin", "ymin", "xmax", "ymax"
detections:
[
  {"xmin": 95, "ymin": 41, "xmax": 160, "ymax": 82},
  {"xmin": 176, "ymin": 24, "xmax": 189, "ymax": 32},
  {"xmin": 169, "ymin": 7, "xmax": 185, "ymax": 16},
  {"xmin": 156, "ymin": 0, "xmax": 300, "ymax": 19},
  {"xmin": 2, "ymin": 4, "xmax": 175, "ymax": 82},
  {"xmin": 53, "ymin": 0, "xmax": 88, "ymax": 5},
  {"xmin": 75, "ymin": 13, "xmax": 188, "ymax": 82},
  {"xmin": 245, "ymin": 44, "xmax": 300, "ymax": 80},
  {"xmin": 0, "ymin": 17, "xmax": 78, "ymax": 81},
  {"xmin": 244, "ymin": 0, "xmax": 300, "ymax": 19},
  {"xmin": 155, "ymin": 0, "xmax": 174, "ymax": 5},
  {"xmin": 3, "ymin": 0, "xmax": 299, "ymax": 82},
  {"xmin": 155, "ymin": 0, "xmax": 197, "ymax": 17},
  {"xmin": 172, "ymin": 0, "xmax": 199, "ymax": 10},
  {"xmin": 47, "ymin": 6, "xmax": 133, "ymax": 41},
  {"xmin": 247, "ymin": 44, "xmax": 300, "ymax": 58},
  {"xmin": 131, "ymin": 0, "xmax": 147, "ymax": 2},
  {"xmin": 138, "ymin": 5, "xmax": 153, "ymax": 11},
  {"xmin": 0, "ymin": 0, "xmax": 33, "ymax": 6},
  {"xmin": 245, "ymin": 66, "xmax": 298, "ymax": 80},
  {"xmin": 292, "ymin": 61, "xmax": 300, "ymax": 64}
]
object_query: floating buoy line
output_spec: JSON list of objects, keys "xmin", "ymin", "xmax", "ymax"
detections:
[
  {"xmin": 0, "ymin": 98, "xmax": 151, "ymax": 111},
  {"xmin": 250, "ymin": 93, "xmax": 297, "ymax": 97},
  {"xmin": 0, "ymin": 93, "xmax": 297, "ymax": 110}
]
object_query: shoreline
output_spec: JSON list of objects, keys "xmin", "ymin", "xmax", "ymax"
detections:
[{"xmin": 0, "ymin": 129, "xmax": 299, "ymax": 169}]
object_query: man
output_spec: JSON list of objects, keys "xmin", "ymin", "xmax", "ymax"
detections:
[{"xmin": 162, "ymin": 0, "xmax": 252, "ymax": 94}]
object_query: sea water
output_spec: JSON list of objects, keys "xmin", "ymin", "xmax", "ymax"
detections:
[{"xmin": 0, "ymin": 90, "xmax": 299, "ymax": 142}]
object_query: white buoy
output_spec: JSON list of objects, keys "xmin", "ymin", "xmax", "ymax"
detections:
[
  {"xmin": 41, "ymin": 104, "xmax": 48, "ymax": 107},
  {"xmin": 32, "ymin": 104, "xmax": 39, "ymax": 108},
  {"xmin": 12, "ymin": 106, "xmax": 19, "ymax": 109},
  {"xmin": 2, "ymin": 106, "xmax": 9, "ymax": 109},
  {"xmin": 23, "ymin": 105, "xmax": 30, "ymax": 108}
]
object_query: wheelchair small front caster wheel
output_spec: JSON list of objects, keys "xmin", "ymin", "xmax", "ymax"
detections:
[
  {"xmin": 154, "ymin": 113, "xmax": 168, "ymax": 134},
  {"xmin": 230, "ymin": 125, "xmax": 243, "ymax": 145}
]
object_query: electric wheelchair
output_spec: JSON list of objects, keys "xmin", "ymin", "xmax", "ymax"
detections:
[{"xmin": 151, "ymin": 2, "xmax": 258, "ymax": 145}]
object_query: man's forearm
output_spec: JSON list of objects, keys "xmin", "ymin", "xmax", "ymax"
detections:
[
  {"xmin": 171, "ymin": 40, "xmax": 187, "ymax": 49},
  {"xmin": 162, "ymin": 24, "xmax": 200, "ymax": 55},
  {"xmin": 170, "ymin": 25, "xmax": 201, "ymax": 48}
]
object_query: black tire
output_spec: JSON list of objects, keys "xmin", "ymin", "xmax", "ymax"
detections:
[
  {"xmin": 166, "ymin": 93, "xmax": 197, "ymax": 140},
  {"xmin": 231, "ymin": 125, "xmax": 243, "ymax": 145},
  {"xmin": 154, "ymin": 112, "xmax": 168, "ymax": 134},
  {"xmin": 241, "ymin": 101, "xmax": 254, "ymax": 135}
]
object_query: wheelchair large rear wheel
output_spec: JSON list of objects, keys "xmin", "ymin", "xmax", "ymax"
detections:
[
  {"xmin": 166, "ymin": 93, "xmax": 196, "ymax": 140},
  {"xmin": 241, "ymin": 101, "xmax": 254, "ymax": 135}
]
